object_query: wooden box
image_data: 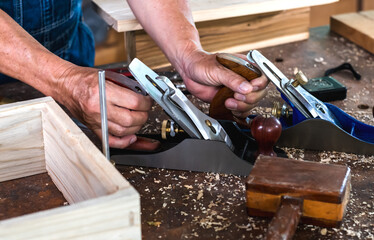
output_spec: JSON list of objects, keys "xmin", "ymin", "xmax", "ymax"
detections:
[{"xmin": 0, "ymin": 97, "xmax": 141, "ymax": 239}]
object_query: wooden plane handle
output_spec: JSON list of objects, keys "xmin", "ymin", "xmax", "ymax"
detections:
[
  {"xmin": 266, "ymin": 196, "xmax": 303, "ymax": 240},
  {"xmin": 209, "ymin": 53, "xmax": 261, "ymax": 127}
]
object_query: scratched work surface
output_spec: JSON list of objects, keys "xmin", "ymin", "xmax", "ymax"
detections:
[{"xmin": 0, "ymin": 26, "xmax": 373, "ymax": 239}]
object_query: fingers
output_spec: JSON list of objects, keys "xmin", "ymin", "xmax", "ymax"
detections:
[
  {"xmin": 126, "ymin": 136, "xmax": 161, "ymax": 151},
  {"xmin": 109, "ymin": 134, "xmax": 138, "ymax": 149},
  {"xmin": 249, "ymin": 74, "xmax": 269, "ymax": 90},
  {"xmin": 93, "ymin": 127, "xmax": 137, "ymax": 149},
  {"xmin": 183, "ymin": 77, "xmax": 219, "ymax": 102},
  {"xmin": 224, "ymin": 88, "xmax": 268, "ymax": 117},
  {"xmin": 107, "ymin": 121, "xmax": 143, "ymax": 138},
  {"xmin": 107, "ymin": 105, "xmax": 149, "ymax": 129},
  {"xmin": 214, "ymin": 63, "xmax": 255, "ymax": 95},
  {"xmin": 106, "ymin": 81, "xmax": 153, "ymax": 111},
  {"xmin": 92, "ymin": 112, "xmax": 146, "ymax": 149}
]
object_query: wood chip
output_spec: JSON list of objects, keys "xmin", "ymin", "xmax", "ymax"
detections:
[
  {"xmin": 135, "ymin": 168, "xmax": 146, "ymax": 174},
  {"xmin": 197, "ymin": 190, "xmax": 203, "ymax": 200},
  {"xmin": 147, "ymin": 221, "xmax": 161, "ymax": 227},
  {"xmin": 181, "ymin": 211, "xmax": 188, "ymax": 216}
]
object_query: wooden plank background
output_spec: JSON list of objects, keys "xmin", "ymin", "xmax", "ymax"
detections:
[{"xmin": 135, "ymin": 7, "xmax": 310, "ymax": 68}]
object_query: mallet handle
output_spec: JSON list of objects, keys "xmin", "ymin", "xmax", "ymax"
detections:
[{"xmin": 266, "ymin": 196, "xmax": 303, "ymax": 240}]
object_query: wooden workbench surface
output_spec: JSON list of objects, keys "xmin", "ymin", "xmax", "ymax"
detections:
[{"xmin": 1, "ymin": 26, "xmax": 373, "ymax": 239}]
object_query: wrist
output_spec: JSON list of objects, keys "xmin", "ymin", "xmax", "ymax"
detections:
[
  {"xmin": 170, "ymin": 39, "xmax": 203, "ymax": 75},
  {"xmin": 48, "ymin": 62, "xmax": 94, "ymax": 116},
  {"xmin": 46, "ymin": 61, "xmax": 77, "ymax": 105}
]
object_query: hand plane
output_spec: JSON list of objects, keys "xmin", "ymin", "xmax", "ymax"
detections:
[
  {"xmin": 108, "ymin": 56, "xmax": 285, "ymax": 176},
  {"xmin": 247, "ymin": 50, "xmax": 374, "ymax": 155}
]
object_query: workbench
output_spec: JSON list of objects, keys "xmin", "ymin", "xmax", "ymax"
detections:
[
  {"xmin": 92, "ymin": 0, "xmax": 336, "ymax": 68},
  {"xmin": 1, "ymin": 26, "xmax": 373, "ymax": 239}
]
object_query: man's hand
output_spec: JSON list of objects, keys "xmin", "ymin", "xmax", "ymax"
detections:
[
  {"xmin": 59, "ymin": 66, "xmax": 152, "ymax": 148},
  {"xmin": 127, "ymin": 0, "xmax": 268, "ymax": 118},
  {"xmin": 0, "ymin": 9, "xmax": 153, "ymax": 149},
  {"xmin": 175, "ymin": 48, "xmax": 268, "ymax": 118}
]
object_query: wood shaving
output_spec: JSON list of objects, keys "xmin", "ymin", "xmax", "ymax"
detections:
[
  {"xmin": 134, "ymin": 168, "xmax": 146, "ymax": 174},
  {"xmin": 147, "ymin": 221, "xmax": 161, "ymax": 227},
  {"xmin": 197, "ymin": 190, "xmax": 203, "ymax": 200}
]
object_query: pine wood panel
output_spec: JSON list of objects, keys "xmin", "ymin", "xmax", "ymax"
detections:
[
  {"xmin": 0, "ymin": 111, "xmax": 44, "ymax": 181},
  {"xmin": 136, "ymin": 7, "xmax": 310, "ymax": 68},
  {"xmin": 95, "ymin": 28, "xmax": 126, "ymax": 66},
  {"xmin": 310, "ymin": 0, "xmax": 358, "ymax": 27},
  {"xmin": 0, "ymin": 100, "xmax": 48, "ymax": 182},
  {"xmin": 0, "ymin": 97, "xmax": 141, "ymax": 239},
  {"xmin": 362, "ymin": 0, "xmax": 374, "ymax": 10},
  {"xmin": 41, "ymin": 100, "xmax": 129, "ymax": 203},
  {"xmin": 330, "ymin": 10, "xmax": 374, "ymax": 54},
  {"xmin": 92, "ymin": 0, "xmax": 337, "ymax": 32},
  {"xmin": 0, "ymin": 189, "xmax": 141, "ymax": 240}
]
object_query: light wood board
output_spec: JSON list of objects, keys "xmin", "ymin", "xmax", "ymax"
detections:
[
  {"xmin": 0, "ymin": 97, "xmax": 141, "ymax": 239},
  {"xmin": 310, "ymin": 0, "xmax": 359, "ymax": 27},
  {"xmin": 92, "ymin": 0, "xmax": 337, "ymax": 32},
  {"xmin": 330, "ymin": 10, "xmax": 374, "ymax": 54},
  {"xmin": 136, "ymin": 7, "xmax": 310, "ymax": 68}
]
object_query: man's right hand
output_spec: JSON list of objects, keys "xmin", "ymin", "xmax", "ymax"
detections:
[{"xmin": 58, "ymin": 66, "xmax": 153, "ymax": 149}]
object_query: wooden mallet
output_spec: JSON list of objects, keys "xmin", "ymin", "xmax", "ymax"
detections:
[{"xmin": 246, "ymin": 155, "xmax": 351, "ymax": 240}]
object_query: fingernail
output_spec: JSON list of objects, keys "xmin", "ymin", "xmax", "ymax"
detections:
[
  {"xmin": 226, "ymin": 100, "xmax": 238, "ymax": 110},
  {"xmin": 235, "ymin": 94, "xmax": 246, "ymax": 101},
  {"xmin": 239, "ymin": 82, "xmax": 252, "ymax": 93},
  {"xmin": 129, "ymin": 136, "xmax": 137, "ymax": 145}
]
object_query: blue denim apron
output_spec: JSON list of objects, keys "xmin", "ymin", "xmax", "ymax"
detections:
[{"xmin": 0, "ymin": 0, "xmax": 95, "ymax": 83}]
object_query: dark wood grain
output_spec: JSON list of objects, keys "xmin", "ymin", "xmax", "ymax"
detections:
[
  {"xmin": 266, "ymin": 196, "xmax": 303, "ymax": 240},
  {"xmin": 209, "ymin": 53, "xmax": 261, "ymax": 124},
  {"xmin": 246, "ymin": 155, "xmax": 351, "ymax": 230},
  {"xmin": 250, "ymin": 116, "xmax": 282, "ymax": 158},
  {"xmin": 246, "ymin": 155, "xmax": 351, "ymax": 203}
]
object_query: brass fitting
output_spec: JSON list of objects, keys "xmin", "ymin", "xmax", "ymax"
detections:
[
  {"xmin": 292, "ymin": 71, "xmax": 308, "ymax": 87},
  {"xmin": 272, "ymin": 102, "xmax": 292, "ymax": 119},
  {"xmin": 161, "ymin": 119, "xmax": 184, "ymax": 140}
]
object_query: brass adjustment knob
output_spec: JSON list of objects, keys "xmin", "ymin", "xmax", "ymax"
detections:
[
  {"xmin": 161, "ymin": 119, "xmax": 184, "ymax": 140},
  {"xmin": 271, "ymin": 102, "xmax": 292, "ymax": 118},
  {"xmin": 292, "ymin": 71, "xmax": 308, "ymax": 87}
]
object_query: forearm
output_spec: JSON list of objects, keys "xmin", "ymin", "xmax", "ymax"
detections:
[
  {"xmin": 127, "ymin": 0, "xmax": 202, "ymax": 67},
  {"xmin": 0, "ymin": 9, "xmax": 75, "ymax": 104}
]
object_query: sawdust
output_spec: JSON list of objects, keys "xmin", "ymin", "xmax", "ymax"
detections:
[{"xmin": 121, "ymin": 28, "xmax": 374, "ymax": 239}]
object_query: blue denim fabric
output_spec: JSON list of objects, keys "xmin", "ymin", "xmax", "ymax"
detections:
[{"xmin": 0, "ymin": 0, "xmax": 95, "ymax": 83}]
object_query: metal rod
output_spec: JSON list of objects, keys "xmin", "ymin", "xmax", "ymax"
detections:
[{"xmin": 98, "ymin": 70, "xmax": 110, "ymax": 161}]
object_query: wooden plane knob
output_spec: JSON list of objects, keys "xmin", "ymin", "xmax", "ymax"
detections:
[{"xmin": 250, "ymin": 116, "xmax": 282, "ymax": 158}]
